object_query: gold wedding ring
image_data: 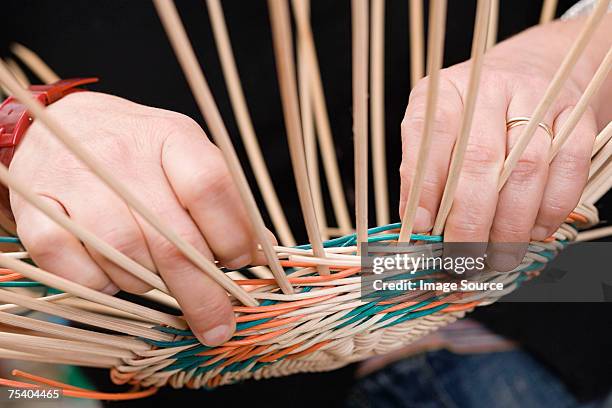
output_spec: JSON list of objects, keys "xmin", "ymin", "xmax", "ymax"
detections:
[{"xmin": 506, "ymin": 116, "xmax": 554, "ymax": 140}]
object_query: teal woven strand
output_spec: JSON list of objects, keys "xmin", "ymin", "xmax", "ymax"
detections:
[
  {"xmin": 382, "ymin": 304, "xmax": 449, "ymax": 328},
  {"xmin": 0, "ymin": 281, "xmax": 45, "ymax": 287},
  {"xmin": 334, "ymin": 302, "xmax": 396, "ymax": 329},
  {"xmin": 162, "ymin": 300, "xmax": 449, "ymax": 374}
]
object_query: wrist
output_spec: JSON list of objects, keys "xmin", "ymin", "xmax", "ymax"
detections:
[
  {"xmin": 551, "ymin": 12, "xmax": 612, "ymax": 123},
  {"xmin": 492, "ymin": 23, "xmax": 588, "ymax": 81},
  {"xmin": 0, "ymin": 78, "xmax": 98, "ymax": 232},
  {"xmin": 491, "ymin": 14, "xmax": 610, "ymax": 116},
  {"xmin": 550, "ymin": 14, "xmax": 610, "ymax": 88}
]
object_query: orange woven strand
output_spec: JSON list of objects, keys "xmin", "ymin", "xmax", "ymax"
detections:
[
  {"xmin": 0, "ymin": 273, "xmax": 23, "ymax": 282},
  {"xmin": 0, "ymin": 373, "xmax": 158, "ymax": 400}
]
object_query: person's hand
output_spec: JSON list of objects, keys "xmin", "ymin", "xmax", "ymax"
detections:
[
  {"xmin": 400, "ymin": 17, "xmax": 611, "ymax": 270},
  {"xmin": 9, "ymin": 91, "xmax": 269, "ymax": 346}
]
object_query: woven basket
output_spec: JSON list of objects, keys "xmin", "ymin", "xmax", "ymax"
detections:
[
  {"xmin": 105, "ymin": 205, "xmax": 597, "ymax": 389},
  {"xmin": 0, "ymin": 0, "xmax": 610, "ymax": 399}
]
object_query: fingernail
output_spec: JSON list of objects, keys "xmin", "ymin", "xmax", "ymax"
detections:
[
  {"xmin": 531, "ymin": 225, "xmax": 550, "ymax": 241},
  {"xmin": 487, "ymin": 252, "xmax": 523, "ymax": 272},
  {"xmin": 443, "ymin": 242, "xmax": 488, "ymax": 277},
  {"xmin": 202, "ymin": 324, "xmax": 232, "ymax": 346},
  {"xmin": 101, "ymin": 283, "xmax": 119, "ymax": 295},
  {"xmin": 414, "ymin": 207, "xmax": 433, "ymax": 231},
  {"xmin": 224, "ymin": 253, "xmax": 252, "ymax": 269}
]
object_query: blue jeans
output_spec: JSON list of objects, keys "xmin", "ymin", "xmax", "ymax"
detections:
[{"xmin": 346, "ymin": 350, "xmax": 610, "ymax": 408}]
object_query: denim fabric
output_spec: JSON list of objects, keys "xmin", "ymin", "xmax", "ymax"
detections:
[{"xmin": 346, "ymin": 350, "xmax": 609, "ymax": 408}]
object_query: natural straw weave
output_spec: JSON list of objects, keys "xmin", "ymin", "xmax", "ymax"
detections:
[
  {"xmin": 107, "ymin": 209, "xmax": 596, "ymax": 389},
  {"xmin": 0, "ymin": 0, "xmax": 609, "ymax": 396},
  {"xmin": 0, "ymin": 207, "xmax": 598, "ymax": 389}
]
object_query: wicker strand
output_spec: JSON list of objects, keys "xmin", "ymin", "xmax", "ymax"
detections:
[
  {"xmin": 353, "ymin": 0, "xmax": 370, "ymax": 248},
  {"xmin": 294, "ymin": 0, "xmax": 329, "ymax": 241},
  {"xmin": 206, "ymin": 0, "xmax": 296, "ymax": 247},
  {"xmin": 371, "ymin": 0, "xmax": 389, "ymax": 226},
  {"xmin": 153, "ymin": 0, "xmax": 292, "ymax": 294},
  {"xmin": 0, "ymin": 1, "xmax": 610, "ymax": 393},
  {"xmin": 550, "ymin": 45, "xmax": 612, "ymax": 159},
  {"xmin": 291, "ymin": 0, "xmax": 353, "ymax": 235},
  {"xmin": 399, "ymin": 0, "xmax": 448, "ymax": 242},
  {"xmin": 10, "ymin": 43, "xmax": 60, "ymax": 84},
  {"xmin": 409, "ymin": 0, "xmax": 425, "ymax": 88},
  {"xmin": 267, "ymin": 0, "xmax": 329, "ymax": 275},
  {"xmin": 432, "ymin": 0, "xmax": 491, "ymax": 235}
]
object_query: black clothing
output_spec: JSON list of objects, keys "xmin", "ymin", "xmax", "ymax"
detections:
[{"xmin": 2, "ymin": 0, "xmax": 610, "ymax": 404}]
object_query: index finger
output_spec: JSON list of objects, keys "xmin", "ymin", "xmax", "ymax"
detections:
[{"xmin": 127, "ymin": 168, "xmax": 236, "ymax": 347}]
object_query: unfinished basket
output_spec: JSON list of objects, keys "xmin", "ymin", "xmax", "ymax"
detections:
[{"xmin": 0, "ymin": 0, "xmax": 610, "ymax": 399}]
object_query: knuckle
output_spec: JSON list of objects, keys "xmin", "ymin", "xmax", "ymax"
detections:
[
  {"xmin": 153, "ymin": 229, "xmax": 204, "ymax": 265},
  {"xmin": 493, "ymin": 218, "xmax": 529, "ymax": 240},
  {"xmin": 420, "ymin": 171, "xmax": 445, "ymax": 202},
  {"xmin": 449, "ymin": 221, "xmax": 488, "ymax": 238},
  {"xmin": 557, "ymin": 85, "xmax": 582, "ymax": 106},
  {"xmin": 399, "ymin": 162, "xmax": 413, "ymax": 182},
  {"xmin": 580, "ymin": 105, "xmax": 597, "ymax": 125},
  {"xmin": 510, "ymin": 151, "xmax": 546, "ymax": 183},
  {"xmin": 462, "ymin": 142, "xmax": 502, "ymax": 175},
  {"xmin": 408, "ymin": 77, "xmax": 430, "ymax": 102},
  {"xmin": 168, "ymin": 112, "xmax": 203, "ymax": 133},
  {"xmin": 480, "ymin": 69, "xmax": 508, "ymax": 91},
  {"xmin": 554, "ymin": 151, "xmax": 590, "ymax": 181},
  {"xmin": 405, "ymin": 105, "xmax": 457, "ymax": 138},
  {"xmin": 525, "ymin": 76, "xmax": 550, "ymax": 92},
  {"xmin": 447, "ymin": 206, "xmax": 492, "ymax": 239},
  {"xmin": 400, "ymin": 113, "xmax": 423, "ymax": 143},
  {"xmin": 18, "ymin": 222, "xmax": 111, "ymax": 290},
  {"xmin": 190, "ymin": 295, "xmax": 232, "ymax": 326},
  {"xmin": 399, "ymin": 162, "xmax": 445, "ymax": 204},
  {"xmin": 21, "ymin": 226, "xmax": 65, "ymax": 262},
  {"xmin": 76, "ymin": 274, "xmax": 111, "ymax": 292},
  {"xmin": 422, "ymin": 176, "xmax": 440, "ymax": 195},
  {"xmin": 156, "ymin": 108, "xmax": 203, "ymax": 134},
  {"xmin": 115, "ymin": 278, "xmax": 152, "ymax": 295},
  {"xmin": 508, "ymin": 71, "xmax": 549, "ymax": 91},
  {"xmin": 98, "ymin": 226, "xmax": 144, "ymax": 256},
  {"xmin": 183, "ymin": 162, "xmax": 232, "ymax": 206},
  {"xmin": 218, "ymin": 238, "xmax": 252, "ymax": 266},
  {"xmin": 540, "ymin": 188, "xmax": 583, "ymax": 227},
  {"xmin": 161, "ymin": 112, "xmax": 211, "ymax": 146},
  {"xmin": 400, "ymin": 116, "xmax": 411, "ymax": 139},
  {"xmin": 540, "ymin": 202, "xmax": 573, "ymax": 225},
  {"xmin": 403, "ymin": 78, "xmax": 461, "ymax": 145},
  {"xmin": 154, "ymin": 239, "xmax": 188, "ymax": 265}
]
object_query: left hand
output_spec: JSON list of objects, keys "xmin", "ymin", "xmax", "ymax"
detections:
[{"xmin": 400, "ymin": 15, "xmax": 611, "ymax": 270}]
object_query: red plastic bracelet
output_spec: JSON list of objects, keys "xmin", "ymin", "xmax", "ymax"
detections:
[{"xmin": 0, "ymin": 78, "xmax": 98, "ymax": 229}]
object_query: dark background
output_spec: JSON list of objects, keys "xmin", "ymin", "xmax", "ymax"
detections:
[{"xmin": 2, "ymin": 0, "xmax": 610, "ymax": 406}]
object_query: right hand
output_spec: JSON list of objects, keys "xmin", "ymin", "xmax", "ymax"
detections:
[{"xmin": 9, "ymin": 91, "xmax": 271, "ymax": 346}]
